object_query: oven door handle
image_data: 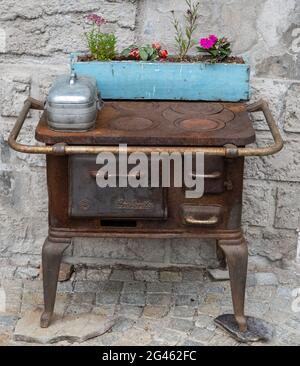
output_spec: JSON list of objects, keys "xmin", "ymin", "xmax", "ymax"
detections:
[
  {"xmin": 89, "ymin": 171, "xmax": 141, "ymax": 179},
  {"xmin": 190, "ymin": 171, "xmax": 222, "ymax": 179},
  {"xmin": 184, "ymin": 215, "xmax": 219, "ymax": 226}
]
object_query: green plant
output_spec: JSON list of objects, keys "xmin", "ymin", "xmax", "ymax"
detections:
[
  {"xmin": 121, "ymin": 42, "xmax": 168, "ymax": 61},
  {"xmin": 197, "ymin": 35, "xmax": 232, "ymax": 63},
  {"xmin": 85, "ymin": 14, "xmax": 117, "ymax": 61},
  {"xmin": 171, "ymin": 0, "xmax": 201, "ymax": 61}
]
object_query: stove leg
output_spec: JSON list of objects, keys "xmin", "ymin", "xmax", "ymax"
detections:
[
  {"xmin": 218, "ymin": 237, "xmax": 248, "ymax": 332},
  {"xmin": 40, "ymin": 237, "xmax": 71, "ymax": 328}
]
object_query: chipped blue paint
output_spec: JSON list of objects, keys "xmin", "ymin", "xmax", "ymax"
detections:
[{"xmin": 71, "ymin": 55, "xmax": 250, "ymax": 101}]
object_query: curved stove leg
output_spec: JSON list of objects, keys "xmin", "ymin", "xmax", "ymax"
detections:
[
  {"xmin": 40, "ymin": 236, "xmax": 71, "ymax": 328},
  {"xmin": 218, "ymin": 236, "xmax": 248, "ymax": 332}
]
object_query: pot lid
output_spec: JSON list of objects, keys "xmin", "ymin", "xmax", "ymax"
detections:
[{"xmin": 47, "ymin": 73, "xmax": 98, "ymax": 105}]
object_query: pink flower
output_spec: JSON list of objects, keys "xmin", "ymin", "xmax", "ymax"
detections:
[
  {"xmin": 199, "ymin": 38, "xmax": 214, "ymax": 49},
  {"xmin": 87, "ymin": 13, "xmax": 106, "ymax": 26},
  {"xmin": 199, "ymin": 34, "xmax": 218, "ymax": 49},
  {"xmin": 209, "ymin": 34, "xmax": 218, "ymax": 45}
]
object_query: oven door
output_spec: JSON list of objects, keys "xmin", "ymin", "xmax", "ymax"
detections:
[{"xmin": 69, "ymin": 155, "xmax": 167, "ymax": 219}]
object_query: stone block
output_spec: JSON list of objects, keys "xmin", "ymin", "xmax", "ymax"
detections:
[
  {"xmin": 0, "ymin": 73, "xmax": 31, "ymax": 117},
  {"xmin": 160, "ymin": 270, "xmax": 182, "ymax": 282},
  {"xmin": 170, "ymin": 239, "xmax": 217, "ymax": 267},
  {"xmin": 251, "ymin": 78, "xmax": 289, "ymax": 131},
  {"xmin": 86, "ymin": 268, "xmax": 111, "ymax": 281},
  {"xmin": 167, "ymin": 317, "xmax": 194, "ymax": 333},
  {"xmin": 242, "ymin": 181, "xmax": 274, "ymax": 227},
  {"xmin": 142, "ymin": 305, "xmax": 169, "ymax": 318},
  {"xmin": 134, "ymin": 270, "xmax": 159, "ymax": 282},
  {"xmin": 245, "ymin": 227, "xmax": 298, "ymax": 261},
  {"xmin": 73, "ymin": 237, "xmax": 167, "ymax": 263},
  {"xmin": 110, "ymin": 269, "xmax": 134, "ymax": 281},
  {"xmin": 275, "ymin": 185, "xmax": 300, "ymax": 229},
  {"xmin": 245, "ymin": 138, "xmax": 300, "ymax": 183},
  {"xmin": 284, "ymin": 84, "xmax": 300, "ymax": 133}
]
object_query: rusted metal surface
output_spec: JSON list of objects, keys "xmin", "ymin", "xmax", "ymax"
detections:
[
  {"xmin": 69, "ymin": 155, "xmax": 167, "ymax": 219},
  {"xmin": 214, "ymin": 314, "xmax": 274, "ymax": 343},
  {"xmin": 7, "ymin": 97, "xmax": 283, "ymax": 332},
  {"xmin": 9, "ymin": 98, "xmax": 283, "ymax": 157}
]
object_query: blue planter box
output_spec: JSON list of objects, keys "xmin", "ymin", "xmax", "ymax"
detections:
[{"xmin": 71, "ymin": 54, "xmax": 250, "ymax": 102}]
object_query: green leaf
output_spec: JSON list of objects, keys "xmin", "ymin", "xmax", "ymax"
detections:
[
  {"xmin": 139, "ymin": 48, "xmax": 149, "ymax": 61},
  {"xmin": 121, "ymin": 48, "xmax": 132, "ymax": 57}
]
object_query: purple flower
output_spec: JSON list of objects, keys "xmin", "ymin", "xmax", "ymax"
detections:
[{"xmin": 87, "ymin": 13, "xmax": 106, "ymax": 26}]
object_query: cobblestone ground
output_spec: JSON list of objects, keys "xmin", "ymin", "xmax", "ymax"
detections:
[{"xmin": 0, "ymin": 266, "xmax": 300, "ymax": 346}]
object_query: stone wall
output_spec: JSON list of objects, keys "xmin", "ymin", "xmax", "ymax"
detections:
[{"xmin": 0, "ymin": 0, "xmax": 299, "ymax": 279}]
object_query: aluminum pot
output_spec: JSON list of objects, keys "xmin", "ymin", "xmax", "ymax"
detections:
[{"xmin": 45, "ymin": 72, "xmax": 102, "ymax": 131}]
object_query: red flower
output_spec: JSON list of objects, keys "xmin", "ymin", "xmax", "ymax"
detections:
[
  {"xmin": 159, "ymin": 49, "xmax": 168, "ymax": 59},
  {"xmin": 152, "ymin": 42, "xmax": 162, "ymax": 51},
  {"xmin": 129, "ymin": 48, "xmax": 140, "ymax": 60}
]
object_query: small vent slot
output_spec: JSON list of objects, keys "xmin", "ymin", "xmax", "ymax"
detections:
[{"xmin": 100, "ymin": 220, "xmax": 137, "ymax": 227}]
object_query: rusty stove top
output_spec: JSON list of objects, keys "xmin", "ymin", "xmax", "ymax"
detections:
[{"xmin": 35, "ymin": 101, "xmax": 255, "ymax": 147}]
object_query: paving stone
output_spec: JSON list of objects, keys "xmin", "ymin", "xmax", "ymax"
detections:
[
  {"xmin": 146, "ymin": 282, "xmax": 173, "ymax": 293},
  {"xmin": 142, "ymin": 306, "xmax": 169, "ymax": 319},
  {"xmin": 182, "ymin": 269, "xmax": 206, "ymax": 282},
  {"xmin": 170, "ymin": 306, "xmax": 196, "ymax": 319},
  {"xmin": 111, "ymin": 317, "xmax": 135, "ymax": 333},
  {"xmin": 56, "ymin": 281, "xmax": 73, "ymax": 293},
  {"xmin": 110, "ymin": 269, "xmax": 134, "ymax": 282},
  {"xmin": 86, "ymin": 268, "xmax": 111, "ymax": 281},
  {"xmin": 73, "ymin": 281, "xmax": 99, "ymax": 293},
  {"xmin": 160, "ymin": 271, "xmax": 182, "ymax": 282},
  {"xmin": 167, "ymin": 317, "xmax": 194, "ymax": 333},
  {"xmin": 146, "ymin": 293, "xmax": 172, "ymax": 307},
  {"xmin": 173, "ymin": 282, "xmax": 202, "ymax": 294},
  {"xmin": 40, "ymin": 263, "xmax": 74, "ymax": 282},
  {"xmin": 207, "ymin": 268, "xmax": 230, "ymax": 281},
  {"xmin": 92, "ymin": 305, "xmax": 116, "ymax": 318},
  {"xmin": 134, "ymin": 270, "xmax": 159, "ymax": 282},
  {"xmin": 195, "ymin": 314, "xmax": 214, "ymax": 329},
  {"xmin": 174, "ymin": 294, "xmax": 198, "ymax": 307},
  {"xmin": 255, "ymin": 272, "xmax": 279, "ymax": 286},
  {"xmin": 153, "ymin": 328, "xmax": 184, "ymax": 346},
  {"xmin": 190, "ymin": 327, "xmax": 215, "ymax": 344},
  {"xmin": 120, "ymin": 292, "xmax": 146, "ymax": 306},
  {"xmin": 122, "ymin": 281, "xmax": 146, "ymax": 293},
  {"xmin": 117, "ymin": 305, "xmax": 143, "ymax": 319},
  {"xmin": 117, "ymin": 327, "xmax": 152, "ymax": 346},
  {"xmin": 183, "ymin": 339, "xmax": 205, "ymax": 346},
  {"xmin": 102, "ymin": 281, "xmax": 124, "ymax": 292},
  {"xmin": 96, "ymin": 291, "xmax": 120, "ymax": 305},
  {"xmin": 13, "ymin": 310, "xmax": 115, "ymax": 344},
  {"xmin": 1, "ymin": 280, "xmax": 23, "ymax": 314},
  {"xmin": 0, "ymin": 314, "xmax": 19, "ymax": 330}
]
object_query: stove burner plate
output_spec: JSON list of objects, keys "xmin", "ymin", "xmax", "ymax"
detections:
[
  {"xmin": 175, "ymin": 118, "xmax": 225, "ymax": 132},
  {"xmin": 213, "ymin": 109, "xmax": 235, "ymax": 123},
  {"xmin": 171, "ymin": 103, "xmax": 224, "ymax": 115},
  {"xmin": 110, "ymin": 117, "xmax": 158, "ymax": 131}
]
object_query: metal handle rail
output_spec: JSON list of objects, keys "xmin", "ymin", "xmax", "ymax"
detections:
[{"xmin": 8, "ymin": 97, "xmax": 284, "ymax": 157}]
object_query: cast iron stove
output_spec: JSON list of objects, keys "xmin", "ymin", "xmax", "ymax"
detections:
[{"xmin": 9, "ymin": 98, "xmax": 283, "ymax": 339}]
